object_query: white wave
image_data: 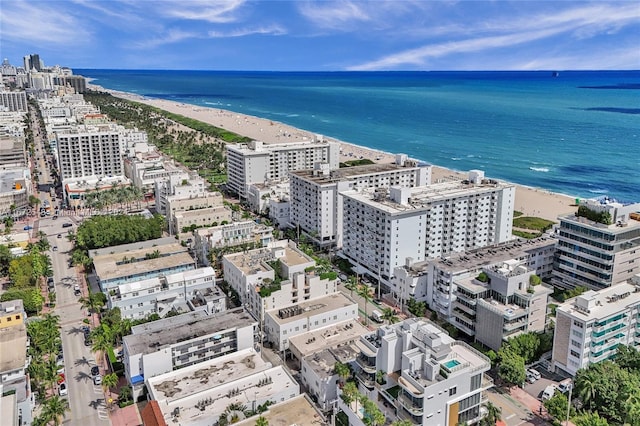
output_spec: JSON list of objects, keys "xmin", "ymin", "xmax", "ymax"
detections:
[
  {"xmin": 451, "ymin": 157, "xmax": 462, "ymax": 161},
  {"xmin": 529, "ymin": 167, "xmax": 550, "ymax": 172},
  {"xmin": 287, "ymin": 114, "xmax": 299, "ymax": 117},
  {"xmin": 588, "ymin": 189, "xmax": 608, "ymax": 194}
]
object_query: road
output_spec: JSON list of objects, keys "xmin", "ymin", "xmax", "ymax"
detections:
[{"xmin": 41, "ymin": 216, "xmax": 110, "ymax": 425}]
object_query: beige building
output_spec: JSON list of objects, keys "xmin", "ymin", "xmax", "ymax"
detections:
[{"xmin": 166, "ymin": 191, "xmax": 230, "ymax": 234}]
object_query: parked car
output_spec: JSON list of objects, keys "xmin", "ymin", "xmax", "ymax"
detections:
[
  {"xmin": 74, "ymin": 284, "xmax": 81, "ymax": 295},
  {"xmin": 558, "ymin": 379, "xmax": 572, "ymax": 393},
  {"xmin": 52, "ymin": 246, "xmax": 58, "ymax": 251},
  {"xmin": 542, "ymin": 384, "xmax": 557, "ymax": 401},
  {"xmin": 58, "ymin": 382, "xmax": 68, "ymax": 396},
  {"xmin": 62, "ymin": 223, "xmax": 73, "ymax": 228},
  {"xmin": 91, "ymin": 365, "xmax": 100, "ymax": 377},
  {"xmin": 57, "ymin": 233, "xmax": 62, "ymax": 238},
  {"xmin": 93, "ymin": 374, "xmax": 102, "ymax": 385},
  {"xmin": 527, "ymin": 369, "xmax": 541, "ymax": 381},
  {"xmin": 23, "ymin": 225, "xmax": 33, "ymax": 230}
]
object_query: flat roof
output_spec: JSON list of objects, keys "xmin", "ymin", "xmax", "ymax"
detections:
[
  {"xmin": 93, "ymin": 243, "xmax": 194, "ymax": 282},
  {"xmin": 343, "ymin": 178, "xmax": 514, "ymax": 214},
  {"xmin": 236, "ymin": 395, "xmax": 324, "ymax": 426},
  {"xmin": 224, "ymin": 247, "xmax": 272, "ymax": 275},
  {"xmin": 305, "ymin": 346, "xmax": 360, "ymax": 379},
  {"xmin": 124, "ymin": 308, "xmax": 256, "ymax": 356},
  {"xmin": 279, "ymin": 245, "xmax": 313, "ymax": 268},
  {"xmin": 560, "ymin": 213, "xmax": 640, "ymax": 234},
  {"xmin": 407, "ymin": 236, "xmax": 555, "ymax": 275},
  {"xmin": 0, "ymin": 322, "xmax": 27, "ymax": 372},
  {"xmin": 289, "ymin": 319, "xmax": 368, "ymax": 359},
  {"xmin": 558, "ymin": 281, "xmax": 640, "ymax": 321},
  {"xmin": 290, "ymin": 162, "xmax": 425, "ymax": 185},
  {"xmin": 267, "ymin": 292, "xmax": 356, "ymax": 325}
]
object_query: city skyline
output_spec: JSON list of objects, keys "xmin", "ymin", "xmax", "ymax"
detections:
[{"xmin": 2, "ymin": 0, "xmax": 639, "ymax": 71}]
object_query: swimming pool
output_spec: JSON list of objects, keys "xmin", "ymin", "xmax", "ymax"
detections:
[{"xmin": 443, "ymin": 359, "xmax": 460, "ymax": 370}]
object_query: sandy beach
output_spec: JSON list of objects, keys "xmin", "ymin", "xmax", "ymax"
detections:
[{"xmin": 94, "ymin": 85, "xmax": 577, "ymax": 223}]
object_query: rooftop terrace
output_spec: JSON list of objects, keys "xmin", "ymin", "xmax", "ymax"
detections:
[
  {"xmin": 288, "ymin": 319, "xmax": 368, "ymax": 359},
  {"xmin": 290, "ymin": 162, "xmax": 426, "ymax": 184},
  {"xmin": 267, "ymin": 292, "xmax": 356, "ymax": 325}
]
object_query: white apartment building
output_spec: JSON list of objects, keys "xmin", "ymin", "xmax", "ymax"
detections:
[
  {"xmin": 154, "ymin": 172, "xmax": 206, "ymax": 215},
  {"xmin": 553, "ymin": 198, "xmax": 640, "ymax": 290},
  {"xmin": 123, "ymin": 308, "xmax": 257, "ymax": 399},
  {"xmin": 264, "ymin": 293, "xmax": 359, "ymax": 352},
  {"xmin": 124, "ymin": 153, "xmax": 184, "ymax": 196},
  {"xmin": 343, "ymin": 318, "xmax": 493, "ymax": 426},
  {"xmin": 106, "ymin": 267, "xmax": 220, "ymax": 319},
  {"xmin": 0, "ymin": 90, "xmax": 27, "ymax": 112},
  {"xmin": 167, "ymin": 191, "xmax": 231, "ymax": 235},
  {"xmin": 552, "ymin": 278, "xmax": 640, "ymax": 376},
  {"xmin": 55, "ymin": 124, "xmax": 124, "ymax": 181},
  {"xmin": 290, "ymin": 155, "xmax": 431, "ymax": 247},
  {"xmin": 226, "ymin": 138, "xmax": 340, "ymax": 198},
  {"xmin": 342, "ymin": 170, "xmax": 515, "ymax": 283},
  {"xmin": 193, "ymin": 220, "xmax": 273, "ymax": 266},
  {"xmin": 0, "ymin": 168, "xmax": 30, "ymax": 219},
  {"xmin": 146, "ymin": 348, "xmax": 300, "ymax": 426},
  {"xmin": 246, "ymin": 180, "xmax": 290, "ymax": 215}
]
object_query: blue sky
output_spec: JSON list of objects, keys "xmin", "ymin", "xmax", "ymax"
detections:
[{"xmin": 2, "ymin": 0, "xmax": 639, "ymax": 71}]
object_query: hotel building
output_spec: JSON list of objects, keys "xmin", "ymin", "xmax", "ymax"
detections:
[
  {"xmin": 552, "ymin": 278, "xmax": 640, "ymax": 376},
  {"xmin": 552, "ymin": 199, "xmax": 640, "ymax": 291},
  {"xmin": 225, "ymin": 139, "xmax": 339, "ymax": 199},
  {"xmin": 289, "ymin": 155, "xmax": 431, "ymax": 247},
  {"xmin": 341, "ymin": 170, "xmax": 515, "ymax": 282}
]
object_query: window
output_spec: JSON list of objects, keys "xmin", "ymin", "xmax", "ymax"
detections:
[
  {"xmin": 570, "ymin": 350, "xmax": 580, "ymax": 358},
  {"xmin": 470, "ymin": 374, "xmax": 482, "ymax": 391},
  {"xmin": 573, "ymin": 320, "xmax": 584, "ymax": 328},
  {"xmin": 449, "ymin": 387, "xmax": 457, "ymax": 396},
  {"xmin": 571, "ymin": 340, "xmax": 582, "ymax": 348}
]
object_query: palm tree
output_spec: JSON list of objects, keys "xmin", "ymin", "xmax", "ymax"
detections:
[
  {"xmin": 345, "ymin": 275, "xmax": 358, "ymax": 298},
  {"xmin": 391, "ymin": 421, "xmax": 413, "ymax": 426},
  {"xmin": 334, "ymin": 361, "xmax": 351, "ymax": 386},
  {"xmin": 102, "ymin": 372, "xmax": 119, "ymax": 406},
  {"xmin": 255, "ymin": 416, "xmax": 269, "ymax": 426},
  {"xmin": 481, "ymin": 401, "xmax": 502, "ymax": 426},
  {"xmin": 41, "ymin": 395, "xmax": 70, "ymax": 426},
  {"xmin": 79, "ymin": 294, "xmax": 103, "ymax": 326},
  {"xmin": 91, "ymin": 332, "xmax": 112, "ymax": 370},
  {"xmin": 341, "ymin": 381, "xmax": 360, "ymax": 412},
  {"xmin": 575, "ymin": 370, "xmax": 598, "ymax": 410},
  {"xmin": 381, "ymin": 307, "xmax": 399, "ymax": 324},
  {"xmin": 357, "ymin": 284, "xmax": 373, "ymax": 326}
]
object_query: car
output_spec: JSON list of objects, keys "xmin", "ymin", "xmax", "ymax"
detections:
[
  {"xmin": 57, "ymin": 234, "xmax": 62, "ymax": 238},
  {"xmin": 527, "ymin": 369, "xmax": 541, "ymax": 381},
  {"xmin": 52, "ymin": 246, "xmax": 58, "ymax": 251},
  {"xmin": 47, "ymin": 276, "xmax": 54, "ymax": 285},
  {"xmin": 373, "ymin": 298, "xmax": 383, "ymax": 305},
  {"xmin": 58, "ymin": 382, "xmax": 68, "ymax": 396},
  {"xmin": 526, "ymin": 373, "xmax": 537, "ymax": 384},
  {"xmin": 558, "ymin": 379, "xmax": 572, "ymax": 393},
  {"xmin": 84, "ymin": 337, "xmax": 91, "ymax": 346},
  {"xmin": 93, "ymin": 374, "xmax": 102, "ymax": 385},
  {"xmin": 74, "ymin": 284, "xmax": 81, "ymax": 295},
  {"xmin": 542, "ymin": 384, "xmax": 557, "ymax": 401},
  {"xmin": 62, "ymin": 223, "xmax": 73, "ymax": 228},
  {"xmin": 23, "ymin": 225, "xmax": 33, "ymax": 230},
  {"xmin": 91, "ymin": 366, "xmax": 100, "ymax": 377},
  {"xmin": 52, "ymin": 215, "xmax": 58, "ymax": 220}
]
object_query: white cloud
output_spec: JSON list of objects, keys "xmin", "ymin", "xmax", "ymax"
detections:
[
  {"xmin": 161, "ymin": 0, "xmax": 246, "ymax": 23},
  {"xmin": 0, "ymin": 0, "xmax": 91, "ymax": 45},
  {"xmin": 208, "ymin": 25, "xmax": 287, "ymax": 38},
  {"xmin": 132, "ymin": 29, "xmax": 200, "ymax": 49},
  {"xmin": 348, "ymin": 2, "xmax": 640, "ymax": 70},
  {"xmin": 297, "ymin": 0, "xmax": 371, "ymax": 29}
]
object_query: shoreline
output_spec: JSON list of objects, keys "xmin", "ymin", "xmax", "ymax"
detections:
[{"xmin": 89, "ymin": 84, "xmax": 578, "ymax": 222}]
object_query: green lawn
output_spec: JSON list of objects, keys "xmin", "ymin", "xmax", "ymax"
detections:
[
  {"xmin": 513, "ymin": 230, "xmax": 541, "ymax": 239},
  {"xmin": 513, "ymin": 216, "xmax": 555, "ymax": 231}
]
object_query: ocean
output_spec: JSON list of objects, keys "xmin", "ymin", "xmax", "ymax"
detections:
[{"xmin": 77, "ymin": 70, "xmax": 640, "ymax": 202}]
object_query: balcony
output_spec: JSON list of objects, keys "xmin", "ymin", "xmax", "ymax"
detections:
[
  {"xmin": 356, "ymin": 353, "xmax": 376, "ymax": 373},
  {"xmin": 356, "ymin": 370, "xmax": 376, "ymax": 389},
  {"xmin": 398, "ymin": 392, "xmax": 424, "ymax": 415}
]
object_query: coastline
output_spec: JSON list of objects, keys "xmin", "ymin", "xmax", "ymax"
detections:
[{"xmin": 90, "ymin": 84, "xmax": 577, "ymax": 223}]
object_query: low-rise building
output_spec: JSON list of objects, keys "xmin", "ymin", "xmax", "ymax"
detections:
[
  {"xmin": 264, "ymin": 293, "xmax": 359, "ymax": 351},
  {"xmin": 91, "ymin": 237, "xmax": 196, "ymax": 290},
  {"xmin": 106, "ymin": 267, "xmax": 220, "ymax": 319},
  {"xmin": 154, "ymin": 172, "xmax": 206, "ymax": 215},
  {"xmin": 344, "ymin": 318, "xmax": 493, "ymax": 426},
  {"xmin": 193, "ymin": 220, "xmax": 273, "ymax": 267},
  {"xmin": 0, "ymin": 167, "xmax": 30, "ymax": 219},
  {"xmin": 552, "ymin": 278, "xmax": 640, "ymax": 376},
  {"xmin": 146, "ymin": 348, "xmax": 300, "ymax": 426},
  {"xmin": 0, "ymin": 300, "xmax": 33, "ymax": 426},
  {"xmin": 123, "ymin": 308, "xmax": 257, "ymax": 399}
]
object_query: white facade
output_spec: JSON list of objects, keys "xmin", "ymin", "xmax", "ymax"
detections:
[
  {"xmin": 290, "ymin": 157, "xmax": 431, "ymax": 247},
  {"xmin": 193, "ymin": 220, "xmax": 273, "ymax": 266},
  {"xmin": 226, "ymin": 139, "xmax": 340, "ymax": 198},
  {"xmin": 123, "ymin": 308, "xmax": 257, "ymax": 398},
  {"xmin": 264, "ymin": 293, "xmax": 359, "ymax": 351},
  {"xmin": 154, "ymin": 172, "xmax": 205, "ymax": 215},
  {"xmin": 342, "ymin": 171, "xmax": 515, "ymax": 283},
  {"xmin": 552, "ymin": 279, "xmax": 640, "ymax": 376},
  {"xmin": 347, "ymin": 318, "xmax": 493, "ymax": 425},
  {"xmin": 55, "ymin": 124, "xmax": 124, "ymax": 180},
  {"xmin": 0, "ymin": 91, "xmax": 27, "ymax": 112},
  {"xmin": 106, "ymin": 267, "xmax": 219, "ymax": 319},
  {"xmin": 553, "ymin": 199, "xmax": 640, "ymax": 290}
]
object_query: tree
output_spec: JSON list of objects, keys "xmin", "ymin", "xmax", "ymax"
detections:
[
  {"xmin": 357, "ymin": 284, "xmax": 373, "ymax": 325},
  {"xmin": 529, "ymin": 274, "xmax": 542, "ymax": 286},
  {"xmin": 391, "ymin": 421, "xmax": 413, "ymax": 426},
  {"xmin": 381, "ymin": 307, "xmax": 399, "ymax": 324},
  {"xmin": 334, "ymin": 361, "xmax": 351, "ymax": 385},
  {"xmin": 40, "ymin": 395, "xmax": 70, "ymax": 426},
  {"xmin": 255, "ymin": 416, "xmax": 269, "ymax": 426},
  {"xmin": 479, "ymin": 401, "xmax": 502, "ymax": 426},
  {"xmin": 575, "ymin": 369, "xmax": 598, "ymax": 411},
  {"xmin": 341, "ymin": 381, "xmax": 359, "ymax": 408},
  {"xmin": 497, "ymin": 348, "xmax": 526, "ymax": 386},
  {"xmin": 615, "ymin": 345, "xmax": 640, "ymax": 372},
  {"xmin": 102, "ymin": 372, "xmax": 119, "ymax": 403},
  {"xmin": 575, "ymin": 412, "xmax": 609, "ymax": 426},
  {"xmin": 345, "ymin": 276, "xmax": 358, "ymax": 298},
  {"xmin": 544, "ymin": 392, "xmax": 574, "ymax": 422},
  {"xmin": 79, "ymin": 294, "xmax": 105, "ymax": 326},
  {"xmin": 0, "ymin": 244, "xmax": 12, "ymax": 275},
  {"xmin": 361, "ymin": 396, "xmax": 385, "ymax": 426},
  {"xmin": 504, "ymin": 332, "xmax": 540, "ymax": 364},
  {"xmin": 91, "ymin": 331, "xmax": 112, "ymax": 370},
  {"xmin": 406, "ymin": 298, "xmax": 426, "ymax": 317}
]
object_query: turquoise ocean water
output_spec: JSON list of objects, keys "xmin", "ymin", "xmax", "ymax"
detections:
[{"xmin": 76, "ymin": 70, "xmax": 640, "ymax": 202}]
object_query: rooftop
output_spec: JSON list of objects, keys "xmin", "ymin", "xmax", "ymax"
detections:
[
  {"xmin": 0, "ymin": 322, "xmax": 27, "ymax": 373},
  {"xmin": 560, "ymin": 212, "xmax": 640, "ymax": 234},
  {"xmin": 558, "ymin": 281, "xmax": 640, "ymax": 320},
  {"xmin": 124, "ymin": 308, "xmax": 256, "ymax": 356},
  {"xmin": 343, "ymin": 177, "xmax": 514, "ymax": 214},
  {"xmin": 407, "ymin": 236, "xmax": 555, "ymax": 275},
  {"xmin": 305, "ymin": 345, "xmax": 360, "ymax": 379},
  {"xmin": 0, "ymin": 168, "xmax": 27, "ymax": 194},
  {"xmin": 236, "ymin": 395, "xmax": 324, "ymax": 426},
  {"xmin": 290, "ymin": 162, "xmax": 426, "ymax": 185},
  {"xmin": 288, "ymin": 319, "xmax": 368, "ymax": 359},
  {"xmin": 93, "ymin": 242, "xmax": 194, "ymax": 282},
  {"xmin": 267, "ymin": 292, "xmax": 357, "ymax": 325}
]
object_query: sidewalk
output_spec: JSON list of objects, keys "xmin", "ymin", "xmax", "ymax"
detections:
[{"xmin": 509, "ymin": 386, "xmax": 575, "ymax": 426}]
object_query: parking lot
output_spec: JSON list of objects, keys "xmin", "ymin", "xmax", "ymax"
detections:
[{"xmin": 523, "ymin": 365, "xmax": 570, "ymax": 400}]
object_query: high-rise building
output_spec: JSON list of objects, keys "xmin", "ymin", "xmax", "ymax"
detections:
[
  {"xmin": 289, "ymin": 155, "xmax": 431, "ymax": 248},
  {"xmin": 55, "ymin": 124, "xmax": 124, "ymax": 180},
  {"xmin": 552, "ymin": 198, "xmax": 640, "ymax": 290},
  {"xmin": 226, "ymin": 139, "xmax": 339, "ymax": 199},
  {"xmin": 552, "ymin": 278, "xmax": 640, "ymax": 376},
  {"xmin": 341, "ymin": 171, "xmax": 515, "ymax": 282}
]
